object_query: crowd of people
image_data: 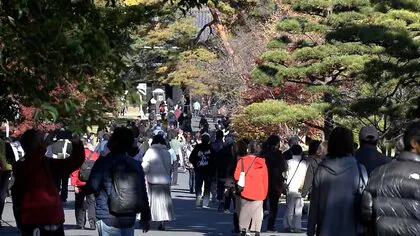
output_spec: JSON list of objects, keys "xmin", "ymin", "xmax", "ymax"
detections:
[{"xmin": 0, "ymin": 113, "xmax": 420, "ymax": 236}]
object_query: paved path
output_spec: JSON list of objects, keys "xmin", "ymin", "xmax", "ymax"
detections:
[{"xmin": 1, "ymin": 172, "xmax": 306, "ymax": 236}]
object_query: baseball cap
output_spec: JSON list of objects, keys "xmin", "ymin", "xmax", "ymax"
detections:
[{"xmin": 359, "ymin": 125, "xmax": 379, "ymax": 142}]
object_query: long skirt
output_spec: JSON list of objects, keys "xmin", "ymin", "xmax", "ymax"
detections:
[{"xmin": 147, "ymin": 184, "xmax": 175, "ymax": 222}]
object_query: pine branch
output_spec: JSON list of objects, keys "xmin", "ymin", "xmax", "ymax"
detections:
[{"xmin": 194, "ymin": 19, "xmax": 216, "ymax": 44}]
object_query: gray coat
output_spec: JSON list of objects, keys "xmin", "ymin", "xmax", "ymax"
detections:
[{"xmin": 307, "ymin": 156, "xmax": 368, "ymax": 236}]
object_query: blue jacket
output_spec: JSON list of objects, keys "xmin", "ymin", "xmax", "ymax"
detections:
[{"xmin": 86, "ymin": 153, "xmax": 151, "ymax": 228}]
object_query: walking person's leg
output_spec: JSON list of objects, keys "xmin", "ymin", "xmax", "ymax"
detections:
[
  {"xmin": 283, "ymin": 194, "xmax": 294, "ymax": 232},
  {"xmin": 85, "ymin": 193, "xmax": 97, "ymax": 230},
  {"xmin": 202, "ymin": 175, "xmax": 212, "ymax": 208},
  {"xmin": 293, "ymin": 195, "xmax": 304, "ymax": 232},
  {"xmin": 188, "ymin": 169, "xmax": 195, "ymax": 193},
  {"xmin": 171, "ymin": 161, "xmax": 179, "ymax": 185},
  {"xmin": 195, "ymin": 172, "xmax": 204, "ymax": 208},
  {"xmin": 267, "ymin": 192, "xmax": 281, "ymax": 231},
  {"xmin": 239, "ymin": 198, "xmax": 252, "ymax": 234},
  {"xmin": 0, "ymin": 170, "xmax": 12, "ymax": 226},
  {"xmin": 250, "ymin": 200, "xmax": 264, "ymax": 235},
  {"xmin": 61, "ymin": 176, "xmax": 68, "ymax": 202},
  {"xmin": 74, "ymin": 188, "xmax": 86, "ymax": 228}
]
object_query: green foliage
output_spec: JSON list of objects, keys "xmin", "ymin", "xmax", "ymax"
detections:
[
  {"xmin": 245, "ymin": 100, "xmax": 328, "ymax": 125},
  {"xmin": 266, "ymin": 36, "xmax": 291, "ymax": 49},
  {"xmin": 250, "ymin": 0, "xmax": 420, "ymax": 140}
]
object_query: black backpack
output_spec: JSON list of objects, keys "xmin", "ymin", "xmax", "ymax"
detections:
[
  {"xmin": 109, "ymin": 157, "xmax": 145, "ymax": 215},
  {"xmin": 78, "ymin": 151, "xmax": 97, "ymax": 182}
]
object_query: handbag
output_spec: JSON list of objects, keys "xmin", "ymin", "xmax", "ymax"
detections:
[
  {"xmin": 78, "ymin": 151, "xmax": 97, "ymax": 182},
  {"xmin": 236, "ymin": 157, "xmax": 257, "ymax": 194}
]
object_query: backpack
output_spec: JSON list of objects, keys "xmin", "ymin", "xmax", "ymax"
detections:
[
  {"xmin": 78, "ymin": 151, "xmax": 97, "ymax": 182},
  {"xmin": 51, "ymin": 139, "xmax": 72, "ymax": 159},
  {"xmin": 109, "ymin": 157, "xmax": 145, "ymax": 215}
]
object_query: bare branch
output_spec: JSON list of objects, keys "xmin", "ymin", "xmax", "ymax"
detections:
[{"xmin": 194, "ymin": 19, "xmax": 216, "ymax": 44}]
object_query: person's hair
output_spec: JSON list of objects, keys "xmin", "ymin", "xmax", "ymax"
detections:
[
  {"xmin": 328, "ymin": 127, "xmax": 354, "ymax": 157},
  {"xmin": 403, "ymin": 122, "xmax": 420, "ymax": 151},
  {"xmin": 216, "ymin": 130, "xmax": 224, "ymax": 140},
  {"xmin": 168, "ymin": 130, "xmax": 178, "ymax": 141},
  {"xmin": 288, "ymin": 136, "xmax": 299, "ymax": 147},
  {"xmin": 107, "ymin": 127, "xmax": 134, "ymax": 153},
  {"xmin": 308, "ymin": 140, "xmax": 322, "ymax": 156},
  {"xmin": 266, "ymin": 134, "xmax": 281, "ymax": 147},
  {"xmin": 201, "ymin": 133, "xmax": 210, "ymax": 144},
  {"xmin": 103, "ymin": 133, "xmax": 110, "ymax": 140},
  {"xmin": 131, "ymin": 126, "xmax": 140, "ymax": 138},
  {"xmin": 248, "ymin": 140, "xmax": 261, "ymax": 156},
  {"xmin": 20, "ymin": 129, "xmax": 42, "ymax": 155},
  {"xmin": 317, "ymin": 141, "xmax": 328, "ymax": 157},
  {"xmin": 151, "ymin": 135, "xmax": 167, "ymax": 145},
  {"xmin": 234, "ymin": 139, "xmax": 248, "ymax": 157},
  {"xmin": 291, "ymin": 144, "xmax": 303, "ymax": 155},
  {"xmin": 81, "ymin": 138, "xmax": 89, "ymax": 147}
]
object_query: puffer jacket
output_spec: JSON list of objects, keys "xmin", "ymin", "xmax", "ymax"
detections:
[
  {"xmin": 361, "ymin": 151, "xmax": 420, "ymax": 236},
  {"xmin": 142, "ymin": 144, "xmax": 172, "ymax": 185},
  {"xmin": 234, "ymin": 155, "xmax": 268, "ymax": 201}
]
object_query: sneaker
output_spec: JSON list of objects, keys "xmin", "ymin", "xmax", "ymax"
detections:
[
  {"xmin": 266, "ymin": 229, "xmax": 277, "ymax": 233},
  {"xmin": 189, "ymin": 188, "xmax": 194, "ymax": 194},
  {"xmin": 224, "ymin": 209, "xmax": 231, "ymax": 214},
  {"xmin": 202, "ymin": 205, "xmax": 211, "ymax": 209}
]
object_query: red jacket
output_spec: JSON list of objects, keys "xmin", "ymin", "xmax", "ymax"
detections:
[
  {"xmin": 12, "ymin": 141, "xmax": 85, "ymax": 225},
  {"xmin": 234, "ymin": 155, "xmax": 268, "ymax": 201},
  {"xmin": 70, "ymin": 149, "xmax": 99, "ymax": 187}
]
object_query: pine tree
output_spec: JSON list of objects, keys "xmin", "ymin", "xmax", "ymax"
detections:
[{"xmin": 249, "ymin": 0, "xmax": 419, "ymax": 141}]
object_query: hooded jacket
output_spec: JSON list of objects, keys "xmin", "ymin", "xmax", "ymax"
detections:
[
  {"xmin": 142, "ymin": 144, "xmax": 172, "ymax": 185},
  {"xmin": 361, "ymin": 151, "xmax": 420, "ymax": 236},
  {"xmin": 307, "ymin": 156, "xmax": 368, "ymax": 236},
  {"xmin": 234, "ymin": 155, "xmax": 268, "ymax": 201}
]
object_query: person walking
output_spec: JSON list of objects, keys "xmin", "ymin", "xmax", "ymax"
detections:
[
  {"xmin": 70, "ymin": 139, "xmax": 99, "ymax": 230},
  {"xmin": 142, "ymin": 135, "xmax": 175, "ymax": 231},
  {"xmin": 193, "ymin": 101, "xmax": 201, "ymax": 117},
  {"xmin": 0, "ymin": 137, "xmax": 14, "ymax": 228},
  {"xmin": 189, "ymin": 133, "xmax": 215, "ymax": 208},
  {"xmin": 283, "ymin": 144, "xmax": 307, "ymax": 233},
  {"xmin": 260, "ymin": 135, "xmax": 287, "ymax": 233},
  {"xmin": 361, "ymin": 122, "xmax": 420, "ymax": 236},
  {"xmin": 211, "ymin": 130, "xmax": 225, "ymax": 209},
  {"xmin": 86, "ymin": 127, "xmax": 151, "ymax": 235},
  {"xmin": 169, "ymin": 130, "xmax": 183, "ymax": 185},
  {"xmin": 307, "ymin": 127, "xmax": 368, "ymax": 236},
  {"xmin": 355, "ymin": 125, "xmax": 391, "ymax": 175},
  {"xmin": 234, "ymin": 141, "xmax": 268, "ymax": 236},
  {"xmin": 301, "ymin": 140, "xmax": 326, "ymax": 199},
  {"xmin": 11, "ymin": 129, "xmax": 85, "ymax": 236},
  {"xmin": 182, "ymin": 137, "xmax": 196, "ymax": 193}
]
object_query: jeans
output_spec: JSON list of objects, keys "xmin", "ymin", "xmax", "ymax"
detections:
[
  {"xmin": 195, "ymin": 172, "xmax": 212, "ymax": 207},
  {"xmin": 0, "ymin": 170, "xmax": 12, "ymax": 221},
  {"xmin": 188, "ymin": 169, "xmax": 195, "ymax": 190},
  {"xmin": 267, "ymin": 192, "xmax": 282, "ymax": 231},
  {"xmin": 75, "ymin": 186, "xmax": 96, "ymax": 227},
  {"xmin": 172, "ymin": 161, "xmax": 179, "ymax": 185},
  {"xmin": 96, "ymin": 220, "xmax": 134, "ymax": 236},
  {"xmin": 283, "ymin": 192, "xmax": 303, "ymax": 231}
]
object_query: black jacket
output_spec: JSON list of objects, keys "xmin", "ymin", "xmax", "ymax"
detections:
[
  {"xmin": 189, "ymin": 143, "xmax": 215, "ymax": 175},
  {"xmin": 301, "ymin": 157, "xmax": 322, "ymax": 198},
  {"xmin": 361, "ymin": 151, "xmax": 420, "ymax": 236},
  {"xmin": 355, "ymin": 144, "xmax": 390, "ymax": 175},
  {"xmin": 261, "ymin": 149, "xmax": 287, "ymax": 194}
]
